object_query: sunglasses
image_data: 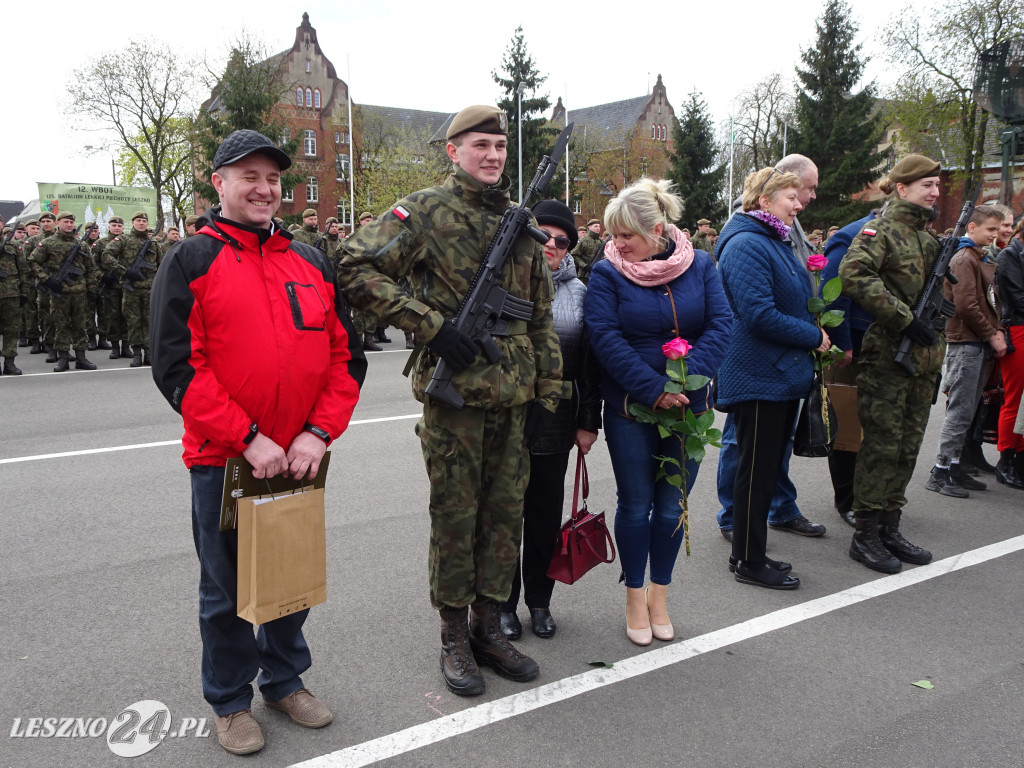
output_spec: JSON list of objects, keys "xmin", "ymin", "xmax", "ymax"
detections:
[
  {"xmin": 540, "ymin": 230, "xmax": 571, "ymax": 250},
  {"xmin": 758, "ymin": 168, "xmax": 782, "ymax": 194}
]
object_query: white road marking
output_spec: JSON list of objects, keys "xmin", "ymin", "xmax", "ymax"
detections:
[
  {"xmin": 0, "ymin": 414, "xmax": 421, "ymax": 464},
  {"xmin": 288, "ymin": 535, "xmax": 1024, "ymax": 768}
]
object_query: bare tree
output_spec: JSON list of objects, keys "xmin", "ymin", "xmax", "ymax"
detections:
[
  {"xmin": 731, "ymin": 74, "xmax": 796, "ymax": 179},
  {"xmin": 67, "ymin": 41, "xmax": 199, "ymax": 222}
]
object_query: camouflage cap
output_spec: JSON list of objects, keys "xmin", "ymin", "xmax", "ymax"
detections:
[
  {"xmin": 56, "ymin": 211, "xmax": 75, "ymax": 222},
  {"xmin": 446, "ymin": 105, "xmax": 508, "ymax": 140},
  {"xmin": 39, "ymin": 212, "xmax": 56, "ymax": 222},
  {"xmin": 14, "ymin": 222, "xmax": 25, "ymax": 230},
  {"xmin": 108, "ymin": 216, "xmax": 124, "ymax": 225},
  {"xmin": 212, "ymin": 129, "xmax": 292, "ymax": 172},
  {"xmin": 889, "ymin": 154, "xmax": 940, "ymax": 185},
  {"xmin": 302, "ymin": 208, "xmax": 317, "ymax": 219},
  {"xmin": 184, "ymin": 215, "xmax": 198, "ymax": 227},
  {"xmin": 132, "ymin": 211, "xmax": 148, "ymax": 221},
  {"xmin": 358, "ymin": 211, "xmax": 373, "ymax": 221},
  {"xmin": 697, "ymin": 218, "xmax": 711, "ymax": 226},
  {"xmin": 587, "ymin": 219, "xmax": 600, "ymax": 227}
]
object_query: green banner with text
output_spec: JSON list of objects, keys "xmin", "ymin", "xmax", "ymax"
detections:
[{"xmin": 36, "ymin": 183, "xmax": 158, "ymax": 237}]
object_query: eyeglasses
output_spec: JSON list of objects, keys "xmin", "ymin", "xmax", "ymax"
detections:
[
  {"xmin": 757, "ymin": 167, "xmax": 782, "ymax": 194},
  {"xmin": 540, "ymin": 230, "xmax": 571, "ymax": 250}
]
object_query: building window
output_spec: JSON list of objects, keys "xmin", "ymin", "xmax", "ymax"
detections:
[
  {"xmin": 334, "ymin": 131, "xmax": 340, "ymax": 144},
  {"xmin": 296, "ymin": 87, "xmax": 303, "ymax": 106},
  {"xmin": 307, "ymin": 177, "xmax": 318, "ymax": 203},
  {"xmin": 305, "ymin": 88, "xmax": 312, "ymax": 108},
  {"xmin": 282, "ymin": 187, "xmax": 294, "ymax": 202},
  {"xmin": 573, "ymin": 199, "xmax": 581, "ymax": 214},
  {"xmin": 339, "ymin": 130, "xmax": 347, "ymax": 144},
  {"xmin": 314, "ymin": 89, "xmax": 321, "ymax": 109},
  {"xmin": 304, "ymin": 130, "xmax": 316, "ymax": 157},
  {"xmin": 651, "ymin": 125, "xmax": 657, "ymax": 140},
  {"xmin": 337, "ymin": 200, "xmax": 351, "ymax": 226},
  {"xmin": 305, "ymin": 59, "xmax": 310, "ymax": 73},
  {"xmin": 336, "ymin": 156, "xmax": 349, "ymax": 181}
]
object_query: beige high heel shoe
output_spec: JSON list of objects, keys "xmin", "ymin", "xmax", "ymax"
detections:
[
  {"xmin": 646, "ymin": 585, "xmax": 674, "ymax": 641},
  {"xmin": 625, "ymin": 587, "xmax": 652, "ymax": 646}
]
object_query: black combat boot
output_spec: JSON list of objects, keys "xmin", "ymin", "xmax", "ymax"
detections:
[
  {"xmin": 97, "ymin": 335, "xmax": 112, "ymax": 350},
  {"xmin": 374, "ymin": 327, "xmax": 392, "ymax": 343},
  {"xmin": 878, "ymin": 523, "xmax": 933, "ymax": 564},
  {"xmin": 362, "ymin": 332, "xmax": 382, "ymax": 352},
  {"xmin": 849, "ymin": 517, "xmax": 901, "ymax": 574},
  {"xmin": 74, "ymin": 349, "xmax": 97, "ymax": 371},
  {"xmin": 45, "ymin": 347, "xmax": 58, "ymax": 364},
  {"xmin": 129, "ymin": 347, "xmax": 144, "ymax": 367},
  {"xmin": 995, "ymin": 451, "xmax": 1024, "ymax": 490},
  {"xmin": 121, "ymin": 340, "xmax": 132, "ymax": 358},
  {"xmin": 29, "ymin": 339, "xmax": 43, "ymax": 354},
  {"xmin": 469, "ymin": 601, "xmax": 539, "ymax": 682},
  {"xmin": 87, "ymin": 335, "xmax": 98, "ymax": 351},
  {"xmin": 109, "ymin": 343, "xmax": 121, "ymax": 359},
  {"xmin": 924, "ymin": 466, "xmax": 969, "ymax": 498},
  {"xmin": 439, "ymin": 606, "xmax": 484, "ymax": 697},
  {"xmin": 18, "ymin": 337, "xmax": 28, "ymax": 347},
  {"xmin": 53, "ymin": 351, "xmax": 70, "ymax": 372},
  {"xmin": 3, "ymin": 357, "xmax": 23, "ymax": 375},
  {"xmin": 142, "ymin": 347, "xmax": 151, "ymax": 366}
]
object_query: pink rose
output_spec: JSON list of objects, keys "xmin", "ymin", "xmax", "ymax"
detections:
[
  {"xmin": 662, "ymin": 337, "xmax": 692, "ymax": 360},
  {"xmin": 807, "ymin": 254, "xmax": 828, "ymax": 272}
]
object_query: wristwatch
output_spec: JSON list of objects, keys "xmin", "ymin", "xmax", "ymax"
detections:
[{"xmin": 242, "ymin": 422, "xmax": 259, "ymax": 445}]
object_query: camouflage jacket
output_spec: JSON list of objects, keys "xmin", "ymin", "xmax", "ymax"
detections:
[
  {"xmin": 839, "ymin": 199, "xmax": 945, "ymax": 376},
  {"xmin": 0, "ymin": 237, "xmax": 29, "ymax": 299},
  {"xmin": 338, "ymin": 165, "xmax": 565, "ymax": 411},
  {"xmin": 572, "ymin": 231, "xmax": 602, "ymax": 265},
  {"xmin": 324, "ymin": 233, "xmax": 343, "ymax": 271},
  {"xmin": 691, "ymin": 232, "xmax": 711, "ymax": 252},
  {"xmin": 101, "ymin": 229, "xmax": 161, "ymax": 290},
  {"xmin": 292, "ymin": 223, "xmax": 319, "ymax": 247},
  {"xmin": 31, "ymin": 231, "xmax": 100, "ymax": 294}
]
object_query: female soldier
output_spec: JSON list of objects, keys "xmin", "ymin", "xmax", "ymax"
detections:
[{"xmin": 839, "ymin": 155, "xmax": 945, "ymax": 574}]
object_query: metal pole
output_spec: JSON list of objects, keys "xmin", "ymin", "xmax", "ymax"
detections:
[
  {"xmin": 347, "ymin": 55, "xmax": 355, "ymax": 233},
  {"xmin": 111, "ymin": 157, "xmax": 116, "ymax": 186},
  {"xmin": 564, "ymin": 87, "xmax": 570, "ymax": 207},
  {"xmin": 782, "ymin": 121, "xmax": 787, "ymax": 158}
]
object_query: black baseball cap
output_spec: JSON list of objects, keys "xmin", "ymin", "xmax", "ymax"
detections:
[{"xmin": 213, "ymin": 130, "xmax": 292, "ymax": 172}]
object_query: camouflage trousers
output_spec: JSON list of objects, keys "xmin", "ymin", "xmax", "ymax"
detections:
[
  {"xmin": 351, "ymin": 308, "xmax": 379, "ymax": 336},
  {"xmin": 123, "ymin": 288, "xmax": 151, "ymax": 347},
  {"xmin": 852, "ymin": 359, "xmax": 937, "ymax": 526},
  {"xmin": 100, "ymin": 287, "xmax": 126, "ymax": 340},
  {"xmin": 0, "ymin": 296, "xmax": 20, "ymax": 357},
  {"xmin": 22, "ymin": 285, "xmax": 38, "ymax": 340},
  {"xmin": 38, "ymin": 290, "xmax": 55, "ymax": 346},
  {"xmin": 416, "ymin": 399, "xmax": 529, "ymax": 610},
  {"xmin": 50, "ymin": 292, "xmax": 91, "ymax": 352}
]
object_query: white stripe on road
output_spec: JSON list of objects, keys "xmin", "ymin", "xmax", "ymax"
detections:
[
  {"xmin": 0, "ymin": 414, "xmax": 421, "ymax": 464},
  {"xmin": 288, "ymin": 535, "xmax": 1024, "ymax": 768}
]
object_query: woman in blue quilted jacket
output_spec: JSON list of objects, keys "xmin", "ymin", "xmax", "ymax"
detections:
[
  {"xmin": 585, "ymin": 179, "xmax": 732, "ymax": 646},
  {"xmin": 715, "ymin": 167, "xmax": 832, "ymax": 590}
]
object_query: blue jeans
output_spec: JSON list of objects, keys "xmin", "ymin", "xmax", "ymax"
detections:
[
  {"xmin": 190, "ymin": 466, "xmax": 310, "ymax": 716},
  {"xmin": 716, "ymin": 412, "xmax": 800, "ymax": 530},
  {"xmin": 604, "ymin": 407, "xmax": 700, "ymax": 589}
]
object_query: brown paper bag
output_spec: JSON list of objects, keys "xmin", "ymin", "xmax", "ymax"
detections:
[
  {"xmin": 826, "ymin": 382, "xmax": 862, "ymax": 452},
  {"xmin": 236, "ymin": 487, "xmax": 327, "ymax": 625}
]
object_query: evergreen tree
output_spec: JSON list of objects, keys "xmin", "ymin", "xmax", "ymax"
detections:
[
  {"xmin": 790, "ymin": 0, "xmax": 883, "ymax": 228},
  {"xmin": 668, "ymin": 90, "xmax": 728, "ymax": 227},
  {"xmin": 492, "ymin": 27, "xmax": 556, "ymax": 202},
  {"xmin": 195, "ymin": 36, "xmax": 301, "ymax": 205}
]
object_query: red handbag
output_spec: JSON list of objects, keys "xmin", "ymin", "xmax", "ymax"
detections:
[{"xmin": 546, "ymin": 450, "xmax": 616, "ymax": 585}]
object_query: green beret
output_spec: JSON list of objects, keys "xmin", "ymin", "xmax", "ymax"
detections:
[
  {"xmin": 697, "ymin": 218, "xmax": 711, "ymax": 226},
  {"xmin": 108, "ymin": 216, "xmax": 124, "ymax": 225},
  {"xmin": 587, "ymin": 219, "xmax": 600, "ymax": 227},
  {"xmin": 302, "ymin": 208, "xmax": 317, "ymax": 219},
  {"xmin": 132, "ymin": 211, "xmax": 148, "ymax": 221},
  {"xmin": 708, "ymin": 227, "xmax": 717, "ymax": 236},
  {"xmin": 358, "ymin": 211, "xmax": 373, "ymax": 221},
  {"xmin": 56, "ymin": 211, "xmax": 75, "ymax": 222},
  {"xmin": 15, "ymin": 222, "xmax": 25, "ymax": 230},
  {"xmin": 888, "ymin": 154, "xmax": 940, "ymax": 185},
  {"xmin": 827, "ymin": 226, "xmax": 839, "ymax": 233},
  {"xmin": 324, "ymin": 217, "xmax": 338, "ymax": 226},
  {"xmin": 25, "ymin": 219, "xmax": 39, "ymax": 227},
  {"xmin": 810, "ymin": 230, "xmax": 822, "ymax": 238},
  {"xmin": 39, "ymin": 212, "xmax": 56, "ymax": 221},
  {"xmin": 446, "ymin": 105, "xmax": 508, "ymax": 140},
  {"xmin": 184, "ymin": 215, "xmax": 198, "ymax": 227}
]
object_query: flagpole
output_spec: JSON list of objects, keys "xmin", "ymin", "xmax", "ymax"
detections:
[{"xmin": 347, "ymin": 55, "xmax": 355, "ymax": 233}]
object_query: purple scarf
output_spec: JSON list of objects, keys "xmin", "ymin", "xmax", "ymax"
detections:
[{"xmin": 746, "ymin": 210, "xmax": 791, "ymax": 240}]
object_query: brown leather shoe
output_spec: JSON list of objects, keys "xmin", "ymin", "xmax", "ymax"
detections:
[
  {"xmin": 214, "ymin": 709, "xmax": 264, "ymax": 755},
  {"xmin": 265, "ymin": 688, "xmax": 333, "ymax": 728}
]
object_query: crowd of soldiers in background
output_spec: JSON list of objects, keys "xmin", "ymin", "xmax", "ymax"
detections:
[{"xmin": 0, "ymin": 203, "xmax": 875, "ymax": 374}]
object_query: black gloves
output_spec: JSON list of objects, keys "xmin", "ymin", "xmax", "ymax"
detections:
[
  {"xmin": 904, "ymin": 318, "xmax": 938, "ymax": 347},
  {"xmin": 123, "ymin": 269, "xmax": 142, "ymax": 284},
  {"xmin": 19, "ymin": 295, "xmax": 27, "ymax": 306},
  {"xmin": 41, "ymin": 277, "xmax": 63, "ymax": 294},
  {"xmin": 86, "ymin": 290, "xmax": 98, "ymax": 303},
  {"xmin": 427, "ymin": 321, "xmax": 477, "ymax": 371}
]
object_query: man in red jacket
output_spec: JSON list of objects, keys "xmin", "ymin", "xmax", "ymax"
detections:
[{"xmin": 150, "ymin": 130, "xmax": 366, "ymax": 755}]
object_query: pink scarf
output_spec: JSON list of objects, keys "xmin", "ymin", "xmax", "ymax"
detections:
[{"xmin": 602, "ymin": 223, "xmax": 694, "ymax": 286}]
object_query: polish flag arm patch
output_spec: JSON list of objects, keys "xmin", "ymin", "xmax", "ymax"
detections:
[
  {"xmin": 391, "ymin": 205, "xmax": 410, "ymax": 221},
  {"xmin": 861, "ymin": 227, "xmax": 877, "ymax": 237}
]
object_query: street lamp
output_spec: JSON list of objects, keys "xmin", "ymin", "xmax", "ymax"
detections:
[{"xmin": 517, "ymin": 82, "xmax": 527, "ymax": 205}]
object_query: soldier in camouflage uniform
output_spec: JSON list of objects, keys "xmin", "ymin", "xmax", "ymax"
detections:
[
  {"xmin": 839, "ymin": 155, "xmax": 945, "ymax": 574},
  {"xmin": 161, "ymin": 226, "xmax": 181, "ymax": 255},
  {"xmin": 18, "ymin": 221, "xmax": 41, "ymax": 353},
  {"xmin": 183, "ymin": 215, "xmax": 199, "ymax": 238},
  {"xmin": 690, "ymin": 218, "xmax": 713, "ymax": 253},
  {"xmin": 31, "ymin": 212, "xmax": 101, "ymax": 371},
  {"xmin": 102, "ymin": 211, "xmax": 161, "ymax": 367},
  {"xmin": 321, "ymin": 217, "xmax": 343, "ymax": 269},
  {"xmin": 97, "ymin": 216, "xmax": 130, "ymax": 358},
  {"xmin": 338, "ymin": 105, "xmax": 564, "ymax": 697},
  {"xmin": 10, "ymin": 225, "xmax": 30, "ymax": 349},
  {"xmin": 82, "ymin": 224, "xmax": 102, "ymax": 349},
  {"xmin": 571, "ymin": 218, "xmax": 603, "ymax": 284},
  {"xmin": 0, "ymin": 225, "xmax": 30, "ymax": 374},
  {"xmin": 291, "ymin": 208, "xmax": 319, "ymax": 246},
  {"xmin": 350, "ymin": 212, "xmax": 383, "ymax": 351},
  {"xmin": 25, "ymin": 212, "xmax": 58, "ymax": 361}
]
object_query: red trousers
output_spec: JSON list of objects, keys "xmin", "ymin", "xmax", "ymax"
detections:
[{"xmin": 998, "ymin": 326, "xmax": 1024, "ymax": 452}]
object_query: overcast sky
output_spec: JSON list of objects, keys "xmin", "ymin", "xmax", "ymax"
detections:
[{"xmin": 1, "ymin": 0, "xmax": 929, "ymax": 207}]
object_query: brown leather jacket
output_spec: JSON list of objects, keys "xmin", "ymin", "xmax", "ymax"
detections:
[{"xmin": 943, "ymin": 243, "xmax": 1000, "ymax": 343}]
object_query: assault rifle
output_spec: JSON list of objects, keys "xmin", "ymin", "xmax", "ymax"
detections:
[
  {"xmin": 894, "ymin": 185, "xmax": 981, "ymax": 375},
  {"xmin": 123, "ymin": 218, "xmax": 163, "ymax": 293},
  {"xmin": 423, "ymin": 122, "xmax": 575, "ymax": 409},
  {"xmin": 37, "ymin": 224, "xmax": 84, "ymax": 294},
  {"xmin": 0, "ymin": 224, "xmax": 17, "ymax": 278},
  {"xmin": 313, "ymin": 232, "xmax": 327, "ymax": 254}
]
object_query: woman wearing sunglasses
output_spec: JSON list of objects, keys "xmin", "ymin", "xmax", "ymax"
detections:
[
  {"xmin": 585, "ymin": 178, "xmax": 732, "ymax": 645},
  {"xmin": 500, "ymin": 199, "xmax": 602, "ymax": 640}
]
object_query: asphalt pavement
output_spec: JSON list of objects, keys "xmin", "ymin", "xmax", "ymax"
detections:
[{"xmin": 2, "ymin": 345, "xmax": 1023, "ymax": 768}]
